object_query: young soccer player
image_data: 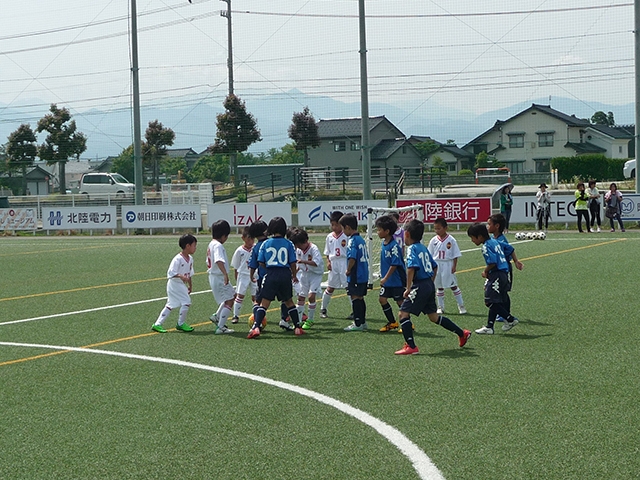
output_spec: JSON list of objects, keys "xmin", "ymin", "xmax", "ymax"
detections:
[
  {"xmin": 230, "ymin": 227, "xmax": 256, "ymax": 324},
  {"xmin": 394, "ymin": 220, "xmax": 471, "ymax": 355},
  {"xmin": 206, "ymin": 219, "xmax": 235, "ymax": 334},
  {"xmin": 290, "ymin": 228, "xmax": 324, "ymax": 330},
  {"xmin": 321, "ymin": 211, "xmax": 348, "ymax": 319},
  {"xmin": 375, "ymin": 215, "xmax": 406, "ymax": 333},
  {"xmin": 390, "ymin": 211, "xmax": 405, "ymax": 257},
  {"xmin": 339, "ymin": 213, "xmax": 369, "ymax": 331},
  {"xmin": 427, "ymin": 217, "xmax": 466, "ymax": 315},
  {"xmin": 467, "ymin": 222, "xmax": 519, "ymax": 334},
  {"xmin": 248, "ymin": 216, "xmax": 303, "ymax": 339},
  {"xmin": 152, "ymin": 234, "xmax": 197, "ymax": 333}
]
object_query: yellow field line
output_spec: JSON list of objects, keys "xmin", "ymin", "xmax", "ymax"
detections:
[{"xmin": 0, "ymin": 238, "xmax": 626, "ymax": 368}]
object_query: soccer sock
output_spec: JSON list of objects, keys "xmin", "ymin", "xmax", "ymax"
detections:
[
  {"xmin": 217, "ymin": 304, "xmax": 231, "ymax": 329},
  {"xmin": 400, "ymin": 317, "xmax": 416, "ymax": 348},
  {"xmin": 177, "ymin": 305, "xmax": 189, "ymax": 326},
  {"xmin": 280, "ymin": 302, "xmax": 289, "ymax": 321},
  {"xmin": 288, "ymin": 306, "xmax": 301, "ymax": 328},
  {"xmin": 437, "ymin": 315, "xmax": 464, "ymax": 337},
  {"xmin": 253, "ymin": 306, "xmax": 266, "ymax": 330},
  {"xmin": 321, "ymin": 290, "xmax": 333, "ymax": 311},
  {"xmin": 253, "ymin": 303, "xmax": 259, "ymax": 319},
  {"xmin": 353, "ymin": 298, "xmax": 366, "ymax": 326},
  {"xmin": 233, "ymin": 297, "xmax": 243, "ymax": 318},
  {"xmin": 297, "ymin": 302, "xmax": 305, "ymax": 319},
  {"xmin": 436, "ymin": 288, "xmax": 445, "ymax": 309},
  {"xmin": 505, "ymin": 294, "xmax": 512, "ymax": 315},
  {"xmin": 155, "ymin": 306, "xmax": 171, "ymax": 326},
  {"xmin": 452, "ymin": 287, "xmax": 464, "ymax": 306},
  {"xmin": 308, "ymin": 302, "xmax": 316, "ymax": 321},
  {"xmin": 382, "ymin": 303, "xmax": 395, "ymax": 324},
  {"xmin": 216, "ymin": 302, "xmax": 225, "ymax": 318}
]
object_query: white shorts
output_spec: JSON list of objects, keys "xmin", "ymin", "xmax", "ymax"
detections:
[
  {"xmin": 236, "ymin": 273, "xmax": 257, "ymax": 297},
  {"xmin": 166, "ymin": 278, "xmax": 191, "ymax": 309},
  {"xmin": 208, "ymin": 274, "xmax": 236, "ymax": 304},
  {"xmin": 434, "ymin": 266, "xmax": 458, "ymax": 289},
  {"xmin": 327, "ymin": 259, "xmax": 347, "ymax": 289},
  {"xmin": 297, "ymin": 273, "xmax": 323, "ymax": 298}
]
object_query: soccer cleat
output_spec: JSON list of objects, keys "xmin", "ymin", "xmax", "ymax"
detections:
[
  {"xmin": 379, "ymin": 322, "xmax": 399, "ymax": 332},
  {"xmin": 436, "ymin": 307, "xmax": 443, "ymax": 314},
  {"xmin": 247, "ymin": 327, "xmax": 261, "ymax": 339},
  {"xmin": 151, "ymin": 325, "xmax": 167, "ymax": 333},
  {"xmin": 362, "ymin": 322, "xmax": 369, "ymax": 330},
  {"xmin": 459, "ymin": 329, "xmax": 472, "ymax": 347},
  {"xmin": 301, "ymin": 320, "xmax": 314, "ymax": 330},
  {"xmin": 501, "ymin": 317, "xmax": 519, "ymax": 332},
  {"xmin": 343, "ymin": 323, "xmax": 365, "ymax": 332},
  {"xmin": 320, "ymin": 309, "xmax": 328, "ymax": 319},
  {"xmin": 210, "ymin": 313, "xmax": 218, "ymax": 324},
  {"xmin": 475, "ymin": 326, "xmax": 494, "ymax": 335},
  {"xmin": 458, "ymin": 306, "xmax": 468, "ymax": 315},
  {"xmin": 215, "ymin": 326, "xmax": 234, "ymax": 335},
  {"xmin": 394, "ymin": 343, "xmax": 419, "ymax": 355},
  {"xmin": 294, "ymin": 327, "xmax": 305, "ymax": 336},
  {"xmin": 176, "ymin": 323, "xmax": 194, "ymax": 332},
  {"xmin": 278, "ymin": 320, "xmax": 294, "ymax": 331},
  {"xmin": 231, "ymin": 316, "xmax": 239, "ymax": 324}
]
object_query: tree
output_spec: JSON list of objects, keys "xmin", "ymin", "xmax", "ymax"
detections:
[
  {"xmin": 143, "ymin": 120, "xmax": 175, "ymax": 191},
  {"xmin": 111, "ymin": 145, "xmax": 135, "ymax": 183},
  {"xmin": 209, "ymin": 94, "xmax": 261, "ymax": 186},
  {"xmin": 474, "ymin": 151, "xmax": 503, "ymax": 170},
  {"xmin": 161, "ymin": 156, "xmax": 187, "ymax": 179},
  {"xmin": 188, "ymin": 154, "xmax": 230, "ymax": 184},
  {"xmin": 414, "ymin": 139, "xmax": 440, "ymax": 161},
  {"xmin": 36, "ymin": 104, "xmax": 87, "ymax": 194},
  {"xmin": 267, "ymin": 143, "xmax": 304, "ymax": 164},
  {"xmin": 591, "ymin": 111, "xmax": 615, "ymax": 126},
  {"xmin": 6, "ymin": 124, "xmax": 38, "ymax": 195},
  {"xmin": 288, "ymin": 106, "xmax": 320, "ymax": 167}
]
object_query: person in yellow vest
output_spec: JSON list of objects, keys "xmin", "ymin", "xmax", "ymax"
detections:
[{"xmin": 574, "ymin": 182, "xmax": 591, "ymax": 233}]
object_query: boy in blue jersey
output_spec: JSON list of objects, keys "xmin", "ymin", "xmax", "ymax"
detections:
[
  {"xmin": 395, "ymin": 220, "xmax": 471, "ymax": 355},
  {"xmin": 375, "ymin": 215, "xmax": 406, "ymax": 333},
  {"xmin": 248, "ymin": 217, "xmax": 304, "ymax": 339},
  {"xmin": 339, "ymin": 213, "xmax": 369, "ymax": 331},
  {"xmin": 467, "ymin": 222, "xmax": 519, "ymax": 335}
]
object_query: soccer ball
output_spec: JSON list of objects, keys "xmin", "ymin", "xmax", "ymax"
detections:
[
  {"xmin": 248, "ymin": 313, "xmax": 267, "ymax": 331},
  {"xmin": 538, "ymin": 231, "xmax": 546, "ymax": 240},
  {"xmin": 525, "ymin": 232, "xmax": 534, "ymax": 240},
  {"xmin": 515, "ymin": 232, "xmax": 524, "ymax": 240}
]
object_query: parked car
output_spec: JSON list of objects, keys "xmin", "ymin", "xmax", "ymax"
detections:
[
  {"xmin": 623, "ymin": 159, "xmax": 636, "ymax": 179},
  {"xmin": 79, "ymin": 173, "xmax": 135, "ymax": 197}
]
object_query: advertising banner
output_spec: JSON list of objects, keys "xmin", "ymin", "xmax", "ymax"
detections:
[
  {"xmin": 0, "ymin": 208, "xmax": 37, "ymax": 231},
  {"xmin": 42, "ymin": 207, "xmax": 117, "ymax": 230},
  {"xmin": 397, "ymin": 198, "xmax": 492, "ymax": 224},
  {"xmin": 207, "ymin": 203, "xmax": 291, "ymax": 228},
  {"xmin": 122, "ymin": 205, "xmax": 200, "ymax": 229},
  {"xmin": 297, "ymin": 200, "xmax": 387, "ymax": 227}
]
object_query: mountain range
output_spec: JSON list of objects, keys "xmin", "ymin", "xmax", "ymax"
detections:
[{"xmin": 1, "ymin": 91, "xmax": 635, "ymax": 161}]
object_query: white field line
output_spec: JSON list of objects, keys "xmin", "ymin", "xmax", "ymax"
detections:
[{"xmin": 0, "ymin": 341, "xmax": 446, "ymax": 480}]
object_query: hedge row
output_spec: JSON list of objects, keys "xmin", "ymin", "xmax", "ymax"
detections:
[{"xmin": 551, "ymin": 154, "xmax": 627, "ymax": 182}]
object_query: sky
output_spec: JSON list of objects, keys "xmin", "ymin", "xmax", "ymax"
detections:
[{"xmin": 0, "ymin": 0, "xmax": 635, "ymax": 159}]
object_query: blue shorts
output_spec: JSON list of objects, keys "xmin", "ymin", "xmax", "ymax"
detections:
[
  {"xmin": 347, "ymin": 281, "xmax": 368, "ymax": 298},
  {"xmin": 400, "ymin": 279, "xmax": 437, "ymax": 316},
  {"xmin": 484, "ymin": 270, "xmax": 509, "ymax": 305},
  {"xmin": 260, "ymin": 268, "xmax": 293, "ymax": 302},
  {"xmin": 379, "ymin": 285, "xmax": 404, "ymax": 302}
]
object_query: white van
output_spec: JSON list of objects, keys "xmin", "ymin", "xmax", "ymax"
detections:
[{"xmin": 79, "ymin": 173, "xmax": 135, "ymax": 197}]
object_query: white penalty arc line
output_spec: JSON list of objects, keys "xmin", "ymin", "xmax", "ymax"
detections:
[{"xmin": 0, "ymin": 341, "xmax": 445, "ymax": 480}]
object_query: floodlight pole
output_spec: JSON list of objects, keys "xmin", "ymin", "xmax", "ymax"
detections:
[
  {"xmin": 131, "ymin": 0, "xmax": 143, "ymax": 206},
  {"xmin": 359, "ymin": 0, "xmax": 372, "ymax": 200},
  {"xmin": 635, "ymin": 0, "xmax": 639, "ymax": 193}
]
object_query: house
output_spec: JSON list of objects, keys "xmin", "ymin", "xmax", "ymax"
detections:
[
  {"xmin": 463, "ymin": 104, "xmax": 635, "ymax": 174},
  {"xmin": 310, "ymin": 116, "xmax": 424, "ymax": 185},
  {"xmin": 167, "ymin": 148, "xmax": 201, "ymax": 170},
  {"xmin": 408, "ymin": 136, "xmax": 475, "ymax": 174},
  {"xmin": 25, "ymin": 165, "xmax": 51, "ymax": 196}
]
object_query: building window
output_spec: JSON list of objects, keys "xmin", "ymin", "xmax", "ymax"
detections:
[
  {"xmin": 350, "ymin": 141, "xmax": 360, "ymax": 151},
  {"xmin": 371, "ymin": 166, "xmax": 381, "ymax": 178},
  {"xmin": 508, "ymin": 134, "xmax": 525, "ymax": 148},
  {"xmin": 504, "ymin": 162, "xmax": 524, "ymax": 174},
  {"xmin": 447, "ymin": 163, "xmax": 457, "ymax": 173},
  {"xmin": 538, "ymin": 133, "xmax": 554, "ymax": 147},
  {"xmin": 619, "ymin": 146, "xmax": 623, "ymax": 153},
  {"xmin": 472, "ymin": 143, "xmax": 488, "ymax": 155},
  {"xmin": 534, "ymin": 159, "xmax": 551, "ymax": 173},
  {"xmin": 402, "ymin": 146, "xmax": 407, "ymax": 154},
  {"xmin": 334, "ymin": 141, "xmax": 346, "ymax": 152}
]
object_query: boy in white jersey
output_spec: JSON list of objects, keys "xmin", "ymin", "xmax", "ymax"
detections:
[
  {"xmin": 320, "ymin": 211, "xmax": 348, "ymax": 318},
  {"xmin": 290, "ymin": 228, "xmax": 325, "ymax": 330},
  {"xmin": 427, "ymin": 217, "xmax": 466, "ymax": 315},
  {"xmin": 152, "ymin": 234, "xmax": 197, "ymax": 333},
  {"xmin": 206, "ymin": 219, "xmax": 235, "ymax": 334},
  {"xmin": 230, "ymin": 227, "xmax": 256, "ymax": 323}
]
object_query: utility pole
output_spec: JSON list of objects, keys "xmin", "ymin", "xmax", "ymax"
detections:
[
  {"xmin": 358, "ymin": 0, "xmax": 372, "ymax": 200},
  {"xmin": 131, "ymin": 0, "xmax": 143, "ymax": 206},
  {"xmin": 635, "ymin": 0, "xmax": 639, "ymax": 193},
  {"xmin": 220, "ymin": 0, "xmax": 233, "ymax": 95}
]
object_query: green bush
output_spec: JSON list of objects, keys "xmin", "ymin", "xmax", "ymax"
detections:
[
  {"xmin": 458, "ymin": 169, "xmax": 473, "ymax": 176},
  {"xmin": 551, "ymin": 154, "xmax": 627, "ymax": 182}
]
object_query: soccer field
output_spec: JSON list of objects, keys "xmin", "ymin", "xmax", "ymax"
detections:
[{"xmin": 1, "ymin": 231, "xmax": 638, "ymax": 479}]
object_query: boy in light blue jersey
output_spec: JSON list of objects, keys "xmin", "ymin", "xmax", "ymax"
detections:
[
  {"xmin": 339, "ymin": 213, "xmax": 369, "ymax": 331},
  {"xmin": 375, "ymin": 215, "xmax": 406, "ymax": 333},
  {"xmin": 467, "ymin": 222, "xmax": 519, "ymax": 335},
  {"xmin": 395, "ymin": 220, "xmax": 471, "ymax": 355}
]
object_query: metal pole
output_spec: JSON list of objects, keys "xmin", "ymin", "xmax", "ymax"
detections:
[
  {"xmin": 635, "ymin": 0, "xmax": 640, "ymax": 193},
  {"xmin": 358, "ymin": 0, "xmax": 372, "ymax": 200},
  {"xmin": 221, "ymin": 0, "xmax": 233, "ymax": 95},
  {"xmin": 131, "ymin": 0, "xmax": 143, "ymax": 206}
]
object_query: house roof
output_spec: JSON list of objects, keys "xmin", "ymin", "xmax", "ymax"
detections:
[
  {"xmin": 440, "ymin": 144, "xmax": 474, "ymax": 159},
  {"xmin": 317, "ymin": 116, "xmax": 388, "ymax": 138},
  {"xmin": 166, "ymin": 148, "xmax": 199, "ymax": 158},
  {"xmin": 588, "ymin": 124, "xmax": 634, "ymax": 139},
  {"xmin": 565, "ymin": 142, "xmax": 607, "ymax": 154},
  {"xmin": 25, "ymin": 165, "xmax": 51, "ymax": 180},
  {"xmin": 371, "ymin": 139, "xmax": 405, "ymax": 160}
]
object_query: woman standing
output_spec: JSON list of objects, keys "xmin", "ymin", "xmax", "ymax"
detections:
[
  {"xmin": 574, "ymin": 182, "xmax": 591, "ymax": 233},
  {"xmin": 536, "ymin": 183, "xmax": 551, "ymax": 231},
  {"xmin": 500, "ymin": 185, "xmax": 513, "ymax": 233},
  {"xmin": 604, "ymin": 183, "xmax": 625, "ymax": 232},
  {"xmin": 587, "ymin": 180, "xmax": 601, "ymax": 233}
]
